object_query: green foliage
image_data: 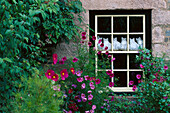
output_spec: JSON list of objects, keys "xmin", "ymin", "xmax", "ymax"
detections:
[
  {"xmin": 10, "ymin": 73, "xmax": 63, "ymax": 113},
  {"xmin": 0, "ymin": 0, "xmax": 85, "ymax": 112},
  {"xmin": 103, "ymin": 48, "xmax": 170, "ymax": 113}
]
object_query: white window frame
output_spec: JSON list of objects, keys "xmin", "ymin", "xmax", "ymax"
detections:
[{"xmin": 95, "ymin": 15, "xmax": 145, "ymax": 92}]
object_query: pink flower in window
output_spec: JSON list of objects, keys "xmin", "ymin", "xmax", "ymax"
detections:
[
  {"xmin": 109, "ymin": 73, "xmax": 114, "ymax": 78},
  {"xmin": 132, "ymin": 85, "xmax": 137, "ymax": 91},
  {"xmin": 105, "ymin": 46, "xmax": 108, "ymax": 50},
  {"xmin": 129, "ymin": 81, "xmax": 134, "ymax": 85},
  {"xmin": 111, "ymin": 57, "xmax": 116, "ymax": 62},
  {"xmin": 136, "ymin": 74, "xmax": 141, "ymax": 79},
  {"xmin": 109, "ymin": 82, "xmax": 114, "ymax": 87},
  {"xmin": 59, "ymin": 60, "xmax": 64, "ymax": 64},
  {"xmin": 88, "ymin": 42, "xmax": 92, "ymax": 46},
  {"xmin": 97, "ymin": 51, "xmax": 101, "ymax": 55},
  {"xmin": 92, "ymin": 36, "xmax": 96, "ymax": 40},
  {"xmin": 100, "ymin": 43, "xmax": 104, "ymax": 47},
  {"xmin": 140, "ymin": 64, "xmax": 144, "ymax": 68},
  {"xmin": 106, "ymin": 70, "xmax": 112, "ymax": 75},
  {"xmin": 105, "ymin": 51, "xmax": 109, "ymax": 55},
  {"xmin": 98, "ymin": 39, "xmax": 102, "ymax": 44}
]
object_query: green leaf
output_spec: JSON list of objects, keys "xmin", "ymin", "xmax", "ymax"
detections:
[
  {"xmin": 0, "ymin": 34, "xmax": 3, "ymax": 39},
  {"xmin": 51, "ymin": 38, "xmax": 57, "ymax": 43},
  {"xmin": 0, "ymin": 58, "xmax": 3, "ymax": 64},
  {"xmin": 3, "ymin": 58, "xmax": 12, "ymax": 63}
]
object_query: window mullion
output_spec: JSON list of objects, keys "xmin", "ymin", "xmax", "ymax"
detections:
[
  {"xmin": 127, "ymin": 16, "xmax": 130, "ymax": 88},
  {"xmin": 95, "ymin": 15, "xmax": 98, "ymax": 77}
]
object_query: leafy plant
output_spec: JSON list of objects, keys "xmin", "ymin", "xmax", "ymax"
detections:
[{"xmin": 10, "ymin": 71, "xmax": 64, "ymax": 113}]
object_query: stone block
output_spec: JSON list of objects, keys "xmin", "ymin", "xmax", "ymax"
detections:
[
  {"xmin": 152, "ymin": 26, "xmax": 164, "ymax": 43},
  {"xmin": 152, "ymin": 9, "xmax": 170, "ymax": 25},
  {"xmin": 80, "ymin": 0, "xmax": 166, "ymax": 10}
]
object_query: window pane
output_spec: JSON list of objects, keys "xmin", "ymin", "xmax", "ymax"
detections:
[
  {"xmin": 129, "ymin": 71, "xmax": 143, "ymax": 86},
  {"xmin": 113, "ymin": 35, "xmax": 127, "ymax": 51},
  {"xmin": 129, "ymin": 35, "xmax": 143, "ymax": 51},
  {"xmin": 113, "ymin": 17, "xmax": 127, "ymax": 33},
  {"xmin": 98, "ymin": 17, "xmax": 111, "ymax": 33},
  {"xmin": 129, "ymin": 54, "xmax": 140, "ymax": 69},
  {"xmin": 97, "ymin": 54, "xmax": 111, "ymax": 69},
  {"xmin": 113, "ymin": 54, "xmax": 127, "ymax": 69},
  {"xmin": 97, "ymin": 35, "xmax": 111, "ymax": 51},
  {"xmin": 129, "ymin": 17, "xmax": 143, "ymax": 32},
  {"xmin": 114, "ymin": 71, "xmax": 127, "ymax": 87}
]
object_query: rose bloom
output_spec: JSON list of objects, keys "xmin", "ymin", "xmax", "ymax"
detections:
[
  {"xmin": 164, "ymin": 66, "xmax": 168, "ymax": 70},
  {"xmin": 73, "ymin": 57, "xmax": 78, "ymax": 62},
  {"xmin": 129, "ymin": 81, "xmax": 134, "ymax": 85},
  {"xmin": 82, "ymin": 98, "xmax": 87, "ymax": 102},
  {"xmin": 82, "ymin": 32, "xmax": 86, "ymax": 36},
  {"xmin": 62, "ymin": 56, "xmax": 67, "ymax": 61},
  {"xmin": 81, "ymin": 83, "xmax": 86, "ymax": 89},
  {"xmin": 106, "ymin": 70, "xmax": 112, "ymax": 75},
  {"xmin": 77, "ymin": 77, "xmax": 83, "ymax": 82},
  {"xmin": 132, "ymin": 85, "xmax": 137, "ymax": 91},
  {"xmin": 109, "ymin": 82, "xmax": 114, "ymax": 87},
  {"xmin": 51, "ymin": 73, "xmax": 59, "ymax": 81},
  {"xmin": 53, "ymin": 54, "xmax": 58, "ymax": 64},
  {"xmin": 100, "ymin": 43, "xmax": 104, "ymax": 47},
  {"xmin": 90, "ymin": 85, "xmax": 95, "ymax": 90},
  {"xmin": 84, "ymin": 75, "xmax": 89, "ymax": 80},
  {"xmin": 136, "ymin": 74, "xmax": 141, "ymax": 79},
  {"xmin": 81, "ymin": 93, "xmax": 86, "ymax": 98},
  {"xmin": 140, "ymin": 64, "xmax": 144, "ymax": 68},
  {"xmin": 75, "ymin": 71, "xmax": 82, "ymax": 76},
  {"xmin": 92, "ymin": 36, "xmax": 96, "ymax": 40},
  {"xmin": 95, "ymin": 79, "xmax": 101, "ymax": 84},
  {"xmin": 92, "ymin": 105, "xmax": 96, "ymax": 110},
  {"xmin": 97, "ymin": 51, "xmax": 101, "ymax": 55},
  {"xmin": 70, "ymin": 67, "xmax": 75, "ymax": 75},
  {"xmin": 89, "ymin": 82, "xmax": 94, "ymax": 86},
  {"xmin": 88, "ymin": 90, "xmax": 92, "ymax": 93},
  {"xmin": 88, "ymin": 94, "xmax": 93, "ymax": 100},
  {"xmin": 88, "ymin": 42, "xmax": 92, "ymax": 46},
  {"xmin": 105, "ymin": 51, "xmax": 109, "ymax": 55},
  {"xmin": 45, "ymin": 69, "xmax": 55, "ymax": 79}
]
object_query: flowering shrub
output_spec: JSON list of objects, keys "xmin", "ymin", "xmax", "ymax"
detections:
[{"xmin": 43, "ymin": 31, "xmax": 169, "ymax": 113}]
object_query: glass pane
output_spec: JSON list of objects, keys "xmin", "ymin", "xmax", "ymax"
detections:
[
  {"xmin": 113, "ymin": 54, "xmax": 127, "ymax": 69},
  {"xmin": 113, "ymin": 17, "xmax": 127, "ymax": 32},
  {"xmin": 113, "ymin": 35, "xmax": 127, "ymax": 51},
  {"xmin": 129, "ymin": 35, "xmax": 143, "ymax": 51},
  {"xmin": 129, "ymin": 17, "xmax": 143, "ymax": 32},
  {"xmin": 114, "ymin": 71, "xmax": 127, "ymax": 87},
  {"xmin": 98, "ymin": 17, "xmax": 111, "ymax": 33},
  {"xmin": 129, "ymin": 54, "xmax": 140, "ymax": 69},
  {"xmin": 97, "ymin": 35, "xmax": 111, "ymax": 51},
  {"xmin": 97, "ymin": 53, "xmax": 111, "ymax": 69},
  {"xmin": 129, "ymin": 71, "xmax": 143, "ymax": 86}
]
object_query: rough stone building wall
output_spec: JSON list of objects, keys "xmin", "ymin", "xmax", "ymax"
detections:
[{"xmin": 54, "ymin": 0, "xmax": 170, "ymax": 68}]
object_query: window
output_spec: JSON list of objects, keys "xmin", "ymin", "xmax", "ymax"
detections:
[{"xmin": 89, "ymin": 10, "xmax": 151, "ymax": 92}]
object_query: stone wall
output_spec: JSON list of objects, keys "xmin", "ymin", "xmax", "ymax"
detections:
[
  {"xmin": 53, "ymin": 0, "xmax": 170, "ymax": 68},
  {"xmin": 78, "ymin": 0, "xmax": 170, "ymax": 64}
]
